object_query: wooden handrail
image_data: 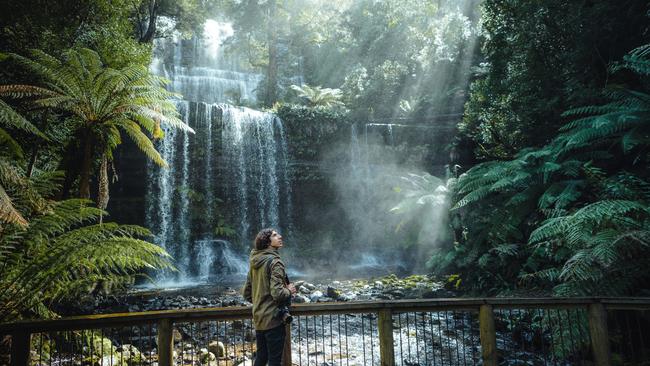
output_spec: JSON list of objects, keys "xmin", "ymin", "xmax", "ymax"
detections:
[
  {"xmin": 2, "ymin": 297, "xmax": 649, "ymax": 333},
  {"xmin": 4, "ymin": 297, "xmax": 649, "ymax": 366}
]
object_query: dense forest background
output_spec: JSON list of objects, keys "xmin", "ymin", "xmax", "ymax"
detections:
[{"xmin": 1, "ymin": 0, "xmax": 650, "ymax": 322}]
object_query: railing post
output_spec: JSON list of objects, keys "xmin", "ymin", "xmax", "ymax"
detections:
[
  {"xmin": 10, "ymin": 331, "xmax": 31, "ymax": 366},
  {"xmin": 282, "ymin": 323, "xmax": 292, "ymax": 366},
  {"xmin": 479, "ymin": 304, "xmax": 498, "ymax": 366},
  {"xmin": 588, "ymin": 303, "xmax": 611, "ymax": 366},
  {"xmin": 378, "ymin": 309, "xmax": 395, "ymax": 366},
  {"xmin": 158, "ymin": 318, "xmax": 174, "ymax": 366}
]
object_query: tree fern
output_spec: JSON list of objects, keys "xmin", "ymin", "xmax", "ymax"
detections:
[
  {"xmin": 290, "ymin": 84, "xmax": 345, "ymax": 108},
  {"xmin": 0, "ymin": 198, "xmax": 174, "ymax": 322},
  {"xmin": 1, "ymin": 48, "xmax": 193, "ymax": 203}
]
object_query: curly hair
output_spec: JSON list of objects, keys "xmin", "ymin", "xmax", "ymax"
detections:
[{"xmin": 254, "ymin": 228, "xmax": 277, "ymax": 250}]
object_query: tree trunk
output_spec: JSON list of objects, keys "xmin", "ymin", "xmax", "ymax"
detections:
[
  {"xmin": 57, "ymin": 143, "xmax": 81, "ymax": 200},
  {"xmin": 139, "ymin": 0, "xmax": 158, "ymax": 43},
  {"xmin": 78, "ymin": 132, "xmax": 94, "ymax": 199},
  {"xmin": 264, "ymin": 0, "xmax": 278, "ymax": 107}
]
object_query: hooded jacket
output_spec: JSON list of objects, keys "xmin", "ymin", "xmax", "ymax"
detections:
[{"xmin": 242, "ymin": 247, "xmax": 291, "ymax": 330}]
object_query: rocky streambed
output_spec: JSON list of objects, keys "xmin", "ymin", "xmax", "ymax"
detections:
[
  {"xmin": 44, "ymin": 275, "xmax": 565, "ymax": 366},
  {"xmin": 71, "ymin": 274, "xmax": 453, "ymax": 315}
]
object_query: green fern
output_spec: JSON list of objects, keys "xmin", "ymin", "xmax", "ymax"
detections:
[
  {"xmin": 0, "ymin": 199, "xmax": 174, "ymax": 322},
  {"xmin": 446, "ymin": 44, "xmax": 650, "ymax": 295},
  {"xmin": 290, "ymin": 84, "xmax": 345, "ymax": 108},
  {"xmin": 1, "ymin": 48, "xmax": 193, "ymax": 203}
]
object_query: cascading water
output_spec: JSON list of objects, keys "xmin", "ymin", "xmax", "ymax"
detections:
[
  {"xmin": 220, "ymin": 105, "xmax": 292, "ymax": 241},
  {"xmin": 145, "ymin": 21, "xmax": 292, "ymax": 285}
]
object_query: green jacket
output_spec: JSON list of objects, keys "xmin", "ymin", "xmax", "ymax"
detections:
[{"xmin": 242, "ymin": 248, "xmax": 291, "ymax": 330}]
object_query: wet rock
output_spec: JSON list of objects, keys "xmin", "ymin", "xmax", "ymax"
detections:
[
  {"xmin": 326, "ymin": 286, "xmax": 341, "ymax": 299},
  {"xmin": 422, "ymin": 288, "xmax": 453, "ymax": 298},
  {"xmin": 385, "ymin": 288, "xmax": 405, "ymax": 298},
  {"xmin": 173, "ymin": 329, "xmax": 183, "ymax": 342},
  {"xmin": 304, "ymin": 282, "xmax": 316, "ymax": 290},
  {"xmin": 339, "ymin": 292, "xmax": 357, "ymax": 301},
  {"xmin": 293, "ymin": 294, "xmax": 311, "ymax": 303},
  {"xmin": 299, "ymin": 286, "xmax": 311, "ymax": 295},
  {"xmin": 309, "ymin": 290, "xmax": 323, "ymax": 302},
  {"xmin": 208, "ymin": 341, "xmax": 225, "ymax": 357}
]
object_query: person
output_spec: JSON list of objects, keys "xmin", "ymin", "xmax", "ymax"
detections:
[{"xmin": 243, "ymin": 228, "xmax": 297, "ymax": 366}]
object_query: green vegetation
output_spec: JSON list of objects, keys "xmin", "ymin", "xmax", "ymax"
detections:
[
  {"xmin": 1, "ymin": 0, "xmax": 649, "ymax": 322},
  {"xmin": 0, "ymin": 0, "xmax": 195, "ymax": 320},
  {"xmin": 446, "ymin": 45, "xmax": 650, "ymax": 296},
  {"xmin": 417, "ymin": 0, "xmax": 649, "ymax": 296},
  {"xmin": 3, "ymin": 48, "xmax": 193, "ymax": 202}
]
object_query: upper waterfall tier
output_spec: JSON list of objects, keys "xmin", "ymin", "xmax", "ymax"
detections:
[
  {"xmin": 155, "ymin": 64, "xmax": 262, "ymax": 105},
  {"xmin": 151, "ymin": 29, "xmax": 263, "ymax": 105}
]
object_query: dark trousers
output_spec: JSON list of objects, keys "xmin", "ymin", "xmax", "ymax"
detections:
[{"xmin": 254, "ymin": 324, "xmax": 286, "ymax": 366}]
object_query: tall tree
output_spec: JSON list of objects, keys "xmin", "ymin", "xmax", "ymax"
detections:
[{"xmin": 134, "ymin": 0, "xmax": 220, "ymax": 43}]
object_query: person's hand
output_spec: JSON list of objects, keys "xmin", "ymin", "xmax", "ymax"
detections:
[{"xmin": 287, "ymin": 283, "xmax": 297, "ymax": 295}]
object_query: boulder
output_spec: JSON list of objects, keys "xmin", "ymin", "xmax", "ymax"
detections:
[
  {"xmin": 326, "ymin": 286, "xmax": 341, "ymax": 299},
  {"xmin": 339, "ymin": 292, "xmax": 357, "ymax": 301},
  {"xmin": 208, "ymin": 341, "xmax": 225, "ymax": 357},
  {"xmin": 309, "ymin": 290, "xmax": 323, "ymax": 302},
  {"xmin": 119, "ymin": 344, "xmax": 143, "ymax": 364},
  {"xmin": 293, "ymin": 294, "xmax": 311, "ymax": 303},
  {"xmin": 173, "ymin": 329, "xmax": 183, "ymax": 343}
]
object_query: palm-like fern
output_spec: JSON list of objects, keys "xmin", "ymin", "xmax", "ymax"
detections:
[
  {"xmin": 0, "ymin": 48, "xmax": 194, "ymax": 205},
  {"xmin": 0, "ymin": 156, "xmax": 174, "ymax": 321},
  {"xmin": 447, "ymin": 44, "xmax": 650, "ymax": 295},
  {"xmin": 0, "ymin": 199, "xmax": 173, "ymax": 321},
  {"xmin": 290, "ymin": 84, "xmax": 344, "ymax": 107}
]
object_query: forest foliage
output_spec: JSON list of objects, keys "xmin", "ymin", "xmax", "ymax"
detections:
[
  {"xmin": 435, "ymin": 0, "xmax": 650, "ymax": 296},
  {"xmin": 0, "ymin": 0, "xmax": 193, "ymax": 320},
  {"xmin": 1, "ymin": 0, "xmax": 650, "ymax": 326}
]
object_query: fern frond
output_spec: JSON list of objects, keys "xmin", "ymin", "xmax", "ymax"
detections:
[
  {"xmin": 0, "ymin": 99, "xmax": 48, "ymax": 140},
  {"xmin": 117, "ymin": 120, "xmax": 167, "ymax": 167}
]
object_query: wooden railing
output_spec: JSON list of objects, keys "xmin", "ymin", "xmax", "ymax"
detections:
[{"xmin": 1, "ymin": 297, "xmax": 649, "ymax": 366}]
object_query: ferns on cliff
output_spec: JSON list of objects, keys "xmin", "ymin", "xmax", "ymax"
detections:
[{"xmin": 447, "ymin": 44, "xmax": 650, "ymax": 295}]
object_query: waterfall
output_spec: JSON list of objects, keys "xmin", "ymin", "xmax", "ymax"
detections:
[
  {"xmin": 220, "ymin": 105, "xmax": 291, "ymax": 239},
  {"xmin": 144, "ymin": 22, "xmax": 292, "ymax": 285}
]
